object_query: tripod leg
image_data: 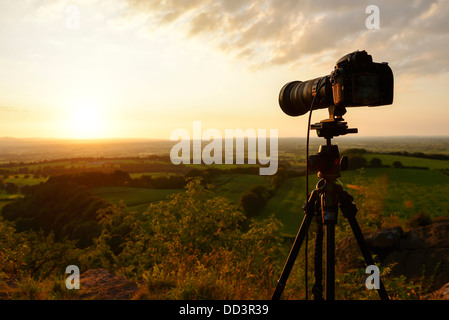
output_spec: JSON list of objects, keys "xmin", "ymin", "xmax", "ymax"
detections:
[
  {"xmin": 272, "ymin": 210, "xmax": 314, "ymax": 300},
  {"xmin": 325, "ymin": 222, "xmax": 335, "ymax": 300},
  {"xmin": 346, "ymin": 215, "xmax": 389, "ymax": 300},
  {"xmin": 312, "ymin": 218, "xmax": 324, "ymax": 300},
  {"xmin": 339, "ymin": 190, "xmax": 390, "ymax": 301},
  {"xmin": 272, "ymin": 190, "xmax": 318, "ymax": 300}
]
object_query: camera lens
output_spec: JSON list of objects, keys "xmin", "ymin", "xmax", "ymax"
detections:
[
  {"xmin": 279, "ymin": 77, "xmax": 331, "ymax": 117},
  {"xmin": 279, "ymin": 81, "xmax": 307, "ymax": 116}
]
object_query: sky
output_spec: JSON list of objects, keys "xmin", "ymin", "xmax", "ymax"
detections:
[{"xmin": 0, "ymin": 0, "xmax": 448, "ymax": 139}]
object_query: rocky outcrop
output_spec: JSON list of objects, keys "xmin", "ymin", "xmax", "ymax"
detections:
[
  {"xmin": 423, "ymin": 283, "xmax": 449, "ymax": 300},
  {"xmin": 336, "ymin": 220, "xmax": 449, "ymax": 295},
  {"xmin": 78, "ymin": 269, "xmax": 139, "ymax": 300}
]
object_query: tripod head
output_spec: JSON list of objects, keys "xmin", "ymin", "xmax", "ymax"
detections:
[
  {"xmin": 308, "ymin": 117, "xmax": 357, "ymax": 180},
  {"xmin": 310, "ymin": 116, "xmax": 358, "ymax": 142}
]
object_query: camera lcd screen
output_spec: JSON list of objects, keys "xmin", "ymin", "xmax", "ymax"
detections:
[{"xmin": 352, "ymin": 73, "xmax": 379, "ymax": 105}]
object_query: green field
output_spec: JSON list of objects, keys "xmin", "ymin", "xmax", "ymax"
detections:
[
  {"xmin": 90, "ymin": 187, "xmax": 183, "ymax": 212},
  {"xmin": 4, "ymin": 174, "xmax": 47, "ymax": 186},
  {"xmin": 213, "ymin": 174, "xmax": 271, "ymax": 203},
  {"xmin": 129, "ymin": 172, "xmax": 182, "ymax": 178},
  {"xmin": 255, "ymin": 167, "xmax": 449, "ymax": 236},
  {"xmin": 342, "ymin": 167, "xmax": 449, "ymax": 219},
  {"xmin": 364, "ymin": 154, "xmax": 449, "ymax": 169}
]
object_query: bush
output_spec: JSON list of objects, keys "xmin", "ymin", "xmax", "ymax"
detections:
[
  {"xmin": 239, "ymin": 184, "xmax": 273, "ymax": 218},
  {"xmin": 370, "ymin": 157, "xmax": 382, "ymax": 168},
  {"xmin": 348, "ymin": 156, "xmax": 367, "ymax": 170},
  {"xmin": 92, "ymin": 178, "xmax": 286, "ymax": 299},
  {"xmin": 393, "ymin": 161, "xmax": 404, "ymax": 168},
  {"xmin": 1, "ymin": 180, "xmax": 108, "ymax": 247}
]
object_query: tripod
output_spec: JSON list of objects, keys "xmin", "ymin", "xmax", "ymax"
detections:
[{"xmin": 272, "ymin": 118, "xmax": 389, "ymax": 300}]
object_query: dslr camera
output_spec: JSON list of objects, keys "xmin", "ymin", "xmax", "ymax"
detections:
[{"xmin": 279, "ymin": 50, "xmax": 393, "ymax": 118}]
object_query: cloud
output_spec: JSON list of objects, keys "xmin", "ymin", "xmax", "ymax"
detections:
[{"xmin": 125, "ymin": 0, "xmax": 449, "ymax": 76}]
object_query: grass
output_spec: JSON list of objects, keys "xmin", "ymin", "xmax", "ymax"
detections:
[
  {"xmin": 4, "ymin": 174, "xmax": 47, "ymax": 186},
  {"xmin": 258, "ymin": 167, "xmax": 449, "ymax": 236},
  {"xmin": 129, "ymin": 172, "xmax": 182, "ymax": 178},
  {"xmin": 342, "ymin": 168, "xmax": 449, "ymax": 221},
  {"xmin": 258, "ymin": 177, "xmax": 306, "ymax": 236},
  {"xmin": 212, "ymin": 174, "xmax": 271, "ymax": 203},
  {"xmin": 364, "ymin": 154, "xmax": 449, "ymax": 170},
  {"xmin": 90, "ymin": 187, "xmax": 183, "ymax": 212},
  {"xmin": 257, "ymin": 174, "xmax": 321, "ymax": 236}
]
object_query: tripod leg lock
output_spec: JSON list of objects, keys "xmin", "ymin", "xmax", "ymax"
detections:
[
  {"xmin": 321, "ymin": 189, "xmax": 339, "ymax": 224},
  {"xmin": 303, "ymin": 189, "xmax": 320, "ymax": 216}
]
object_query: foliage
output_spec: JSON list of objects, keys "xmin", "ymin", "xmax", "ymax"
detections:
[
  {"xmin": 239, "ymin": 184, "xmax": 273, "ymax": 218},
  {"xmin": 48, "ymin": 170, "xmax": 187, "ymax": 189},
  {"xmin": 347, "ymin": 156, "xmax": 368, "ymax": 170},
  {"xmin": 334, "ymin": 264, "xmax": 421, "ymax": 300},
  {"xmin": 2, "ymin": 180, "xmax": 109, "ymax": 247},
  {"xmin": 370, "ymin": 157, "xmax": 383, "ymax": 168},
  {"xmin": 0, "ymin": 172, "xmax": 441, "ymax": 300},
  {"xmin": 393, "ymin": 161, "xmax": 404, "ymax": 168},
  {"xmin": 85, "ymin": 178, "xmax": 286, "ymax": 299},
  {"xmin": 0, "ymin": 215, "xmax": 82, "ymax": 299}
]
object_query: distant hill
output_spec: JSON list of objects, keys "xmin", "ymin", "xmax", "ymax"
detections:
[
  {"xmin": 0, "ymin": 136, "xmax": 448, "ymax": 163},
  {"xmin": 0, "ymin": 137, "xmax": 173, "ymax": 162}
]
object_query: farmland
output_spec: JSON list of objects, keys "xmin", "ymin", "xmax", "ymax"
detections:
[
  {"xmin": 0, "ymin": 136, "xmax": 448, "ymax": 300},
  {"xmin": 257, "ymin": 167, "xmax": 449, "ymax": 236},
  {"xmin": 1, "ymin": 137, "xmax": 448, "ymax": 234},
  {"xmin": 90, "ymin": 186, "xmax": 183, "ymax": 213}
]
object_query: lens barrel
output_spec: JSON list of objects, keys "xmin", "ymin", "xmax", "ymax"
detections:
[{"xmin": 279, "ymin": 77, "xmax": 331, "ymax": 117}]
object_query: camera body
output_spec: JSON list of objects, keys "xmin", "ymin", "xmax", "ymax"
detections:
[{"xmin": 279, "ymin": 50, "xmax": 394, "ymax": 117}]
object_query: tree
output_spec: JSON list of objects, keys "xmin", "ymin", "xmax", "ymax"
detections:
[
  {"xmin": 393, "ymin": 161, "xmax": 404, "ymax": 168},
  {"xmin": 239, "ymin": 185, "xmax": 272, "ymax": 218},
  {"xmin": 240, "ymin": 191, "xmax": 263, "ymax": 218},
  {"xmin": 5, "ymin": 182, "xmax": 18, "ymax": 194},
  {"xmin": 348, "ymin": 156, "xmax": 367, "ymax": 170},
  {"xmin": 370, "ymin": 157, "xmax": 382, "ymax": 168},
  {"xmin": 1, "ymin": 180, "xmax": 109, "ymax": 248}
]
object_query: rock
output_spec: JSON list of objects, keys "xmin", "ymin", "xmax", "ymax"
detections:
[
  {"xmin": 365, "ymin": 226, "xmax": 403, "ymax": 248},
  {"xmin": 422, "ymin": 283, "xmax": 449, "ymax": 300},
  {"xmin": 336, "ymin": 221, "xmax": 449, "ymax": 292},
  {"xmin": 336, "ymin": 226, "xmax": 403, "ymax": 271},
  {"xmin": 399, "ymin": 221, "xmax": 449, "ymax": 249},
  {"xmin": 78, "ymin": 269, "xmax": 139, "ymax": 300},
  {"xmin": 385, "ymin": 221, "xmax": 449, "ymax": 291}
]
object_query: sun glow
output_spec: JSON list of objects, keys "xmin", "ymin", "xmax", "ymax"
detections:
[{"xmin": 64, "ymin": 100, "xmax": 111, "ymax": 139}]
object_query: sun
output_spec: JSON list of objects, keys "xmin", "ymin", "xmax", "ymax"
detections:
[{"xmin": 65, "ymin": 100, "xmax": 110, "ymax": 139}]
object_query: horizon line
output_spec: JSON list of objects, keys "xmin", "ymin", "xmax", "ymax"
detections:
[{"xmin": 1, "ymin": 134, "xmax": 449, "ymax": 142}]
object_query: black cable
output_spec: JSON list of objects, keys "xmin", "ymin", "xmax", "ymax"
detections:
[{"xmin": 304, "ymin": 78, "xmax": 326, "ymax": 300}]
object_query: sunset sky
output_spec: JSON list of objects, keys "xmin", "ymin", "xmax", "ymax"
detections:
[{"xmin": 0, "ymin": 0, "xmax": 448, "ymax": 139}]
